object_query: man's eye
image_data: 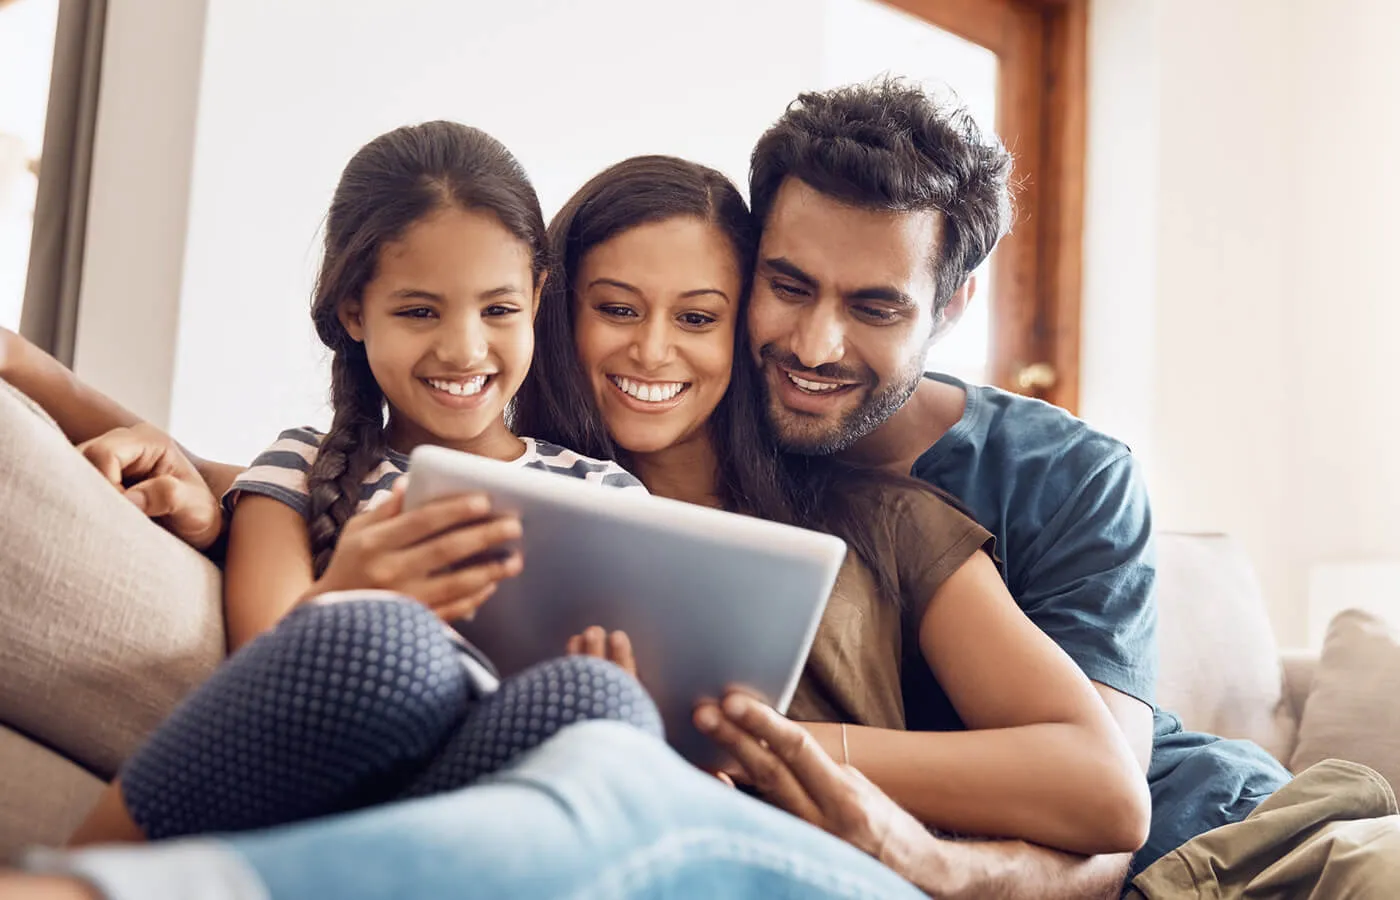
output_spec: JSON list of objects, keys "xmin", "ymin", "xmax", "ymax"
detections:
[
  {"xmin": 855, "ymin": 306, "xmax": 898, "ymax": 323},
  {"xmin": 771, "ymin": 280, "xmax": 807, "ymax": 299}
]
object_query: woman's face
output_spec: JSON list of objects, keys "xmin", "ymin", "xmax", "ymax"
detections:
[{"xmin": 573, "ymin": 216, "xmax": 742, "ymax": 456}]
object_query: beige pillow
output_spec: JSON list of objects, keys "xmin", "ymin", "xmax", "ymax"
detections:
[
  {"xmin": 1290, "ymin": 609, "xmax": 1400, "ymax": 791},
  {"xmin": 0, "ymin": 378, "xmax": 225, "ymax": 780}
]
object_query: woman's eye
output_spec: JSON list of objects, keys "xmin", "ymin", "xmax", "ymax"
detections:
[
  {"xmin": 678, "ymin": 312, "xmax": 717, "ymax": 327},
  {"xmin": 598, "ymin": 304, "xmax": 638, "ymax": 319}
]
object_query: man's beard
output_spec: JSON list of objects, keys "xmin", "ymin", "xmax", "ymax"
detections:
[{"xmin": 758, "ymin": 347, "xmax": 923, "ymax": 456}]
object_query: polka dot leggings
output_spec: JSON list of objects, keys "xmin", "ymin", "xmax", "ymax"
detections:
[{"xmin": 120, "ymin": 597, "xmax": 663, "ymax": 840}]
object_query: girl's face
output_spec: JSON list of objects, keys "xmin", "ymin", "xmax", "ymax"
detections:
[
  {"xmin": 573, "ymin": 217, "xmax": 741, "ymax": 456},
  {"xmin": 341, "ymin": 206, "xmax": 539, "ymax": 454}
]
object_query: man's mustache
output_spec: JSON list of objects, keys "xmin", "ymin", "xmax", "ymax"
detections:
[{"xmin": 757, "ymin": 345, "xmax": 868, "ymax": 385}]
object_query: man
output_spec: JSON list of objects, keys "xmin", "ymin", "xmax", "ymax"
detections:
[{"xmin": 735, "ymin": 78, "xmax": 1396, "ymax": 898}]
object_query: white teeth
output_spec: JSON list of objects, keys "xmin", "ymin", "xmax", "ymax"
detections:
[
  {"xmin": 786, "ymin": 372, "xmax": 846, "ymax": 393},
  {"xmin": 610, "ymin": 376, "xmax": 686, "ymax": 403},
  {"xmin": 427, "ymin": 376, "xmax": 487, "ymax": 397}
]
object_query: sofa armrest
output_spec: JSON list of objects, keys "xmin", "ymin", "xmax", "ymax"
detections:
[{"xmin": 1280, "ymin": 649, "xmax": 1318, "ymax": 724}]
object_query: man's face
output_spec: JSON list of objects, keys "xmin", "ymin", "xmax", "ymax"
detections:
[{"xmin": 748, "ymin": 178, "xmax": 942, "ymax": 455}]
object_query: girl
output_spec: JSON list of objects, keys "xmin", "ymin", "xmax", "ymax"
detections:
[
  {"xmin": 517, "ymin": 156, "xmax": 1150, "ymax": 856},
  {"xmin": 69, "ymin": 121, "xmax": 660, "ymax": 846}
]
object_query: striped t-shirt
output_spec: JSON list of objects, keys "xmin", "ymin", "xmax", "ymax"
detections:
[{"xmin": 223, "ymin": 426, "xmax": 644, "ymax": 519}]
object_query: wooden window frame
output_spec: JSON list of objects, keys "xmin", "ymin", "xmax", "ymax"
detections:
[{"xmin": 881, "ymin": 0, "xmax": 1087, "ymax": 413}]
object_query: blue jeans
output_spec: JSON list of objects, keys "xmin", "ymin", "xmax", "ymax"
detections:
[{"xmin": 33, "ymin": 722, "xmax": 924, "ymax": 899}]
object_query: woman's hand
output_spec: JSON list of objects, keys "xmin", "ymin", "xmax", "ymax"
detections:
[
  {"xmin": 306, "ymin": 480, "xmax": 524, "ymax": 622},
  {"xmin": 694, "ymin": 692, "xmax": 938, "ymax": 882},
  {"xmin": 565, "ymin": 627, "xmax": 637, "ymax": 678},
  {"xmin": 78, "ymin": 423, "xmax": 224, "ymax": 550}
]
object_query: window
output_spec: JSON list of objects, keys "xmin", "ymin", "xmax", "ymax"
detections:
[{"xmin": 0, "ymin": 0, "xmax": 60, "ymax": 331}]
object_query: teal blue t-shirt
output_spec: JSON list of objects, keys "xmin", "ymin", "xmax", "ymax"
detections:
[{"xmin": 906, "ymin": 374, "xmax": 1290, "ymax": 878}]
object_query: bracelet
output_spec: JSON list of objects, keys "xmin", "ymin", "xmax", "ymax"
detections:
[{"xmin": 840, "ymin": 722, "xmax": 850, "ymax": 766}]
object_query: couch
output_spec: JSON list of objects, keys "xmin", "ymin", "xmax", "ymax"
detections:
[{"xmin": 1, "ymin": 376, "xmax": 1396, "ymax": 859}]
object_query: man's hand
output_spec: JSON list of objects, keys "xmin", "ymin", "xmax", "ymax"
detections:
[
  {"xmin": 565, "ymin": 627, "xmax": 638, "ymax": 678},
  {"xmin": 694, "ymin": 692, "xmax": 944, "ymax": 889},
  {"xmin": 78, "ymin": 424, "xmax": 223, "ymax": 550}
]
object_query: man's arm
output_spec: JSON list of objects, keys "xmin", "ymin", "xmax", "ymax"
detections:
[
  {"xmin": 699, "ymin": 692, "xmax": 1134, "ymax": 899},
  {"xmin": 921, "ymin": 840, "xmax": 1129, "ymax": 900}
]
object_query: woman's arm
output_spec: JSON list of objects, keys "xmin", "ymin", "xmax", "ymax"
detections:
[
  {"xmin": 809, "ymin": 552, "xmax": 1150, "ymax": 856},
  {"xmin": 0, "ymin": 327, "xmax": 243, "ymax": 497}
]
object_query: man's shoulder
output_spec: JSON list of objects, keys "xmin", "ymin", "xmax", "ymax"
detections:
[{"xmin": 922, "ymin": 377, "xmax": 1134, "ymax": 493}]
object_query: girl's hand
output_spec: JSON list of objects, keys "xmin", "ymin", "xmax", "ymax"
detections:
[
  {"xmin": 306, "ymin": 480, "xmax": 523, "ymax": 621},
  {"xmin": 565, "ymin": 627, "xmax": 637, "ymax": 678}
]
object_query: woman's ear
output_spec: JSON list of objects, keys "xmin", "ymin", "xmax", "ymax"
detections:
[
  {"xmin": 338, "ymin": 299, "xmax": 366, "ymax": 342},
  {"xmin": 532, "ymin": 271, "xmax": 548, "ymax": 322}
]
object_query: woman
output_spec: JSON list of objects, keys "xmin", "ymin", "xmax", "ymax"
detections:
[{"xmin": 517, "ymin": 155, "xmax": 1149, "ymax": 856}]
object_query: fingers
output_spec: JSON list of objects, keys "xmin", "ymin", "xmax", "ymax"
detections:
[
  {"xmin": 419, "ymin": 551, "xmax": 522, "ymax": 615},
  {"xmin": 397, "ymin": 515, "xmax": 521, "ymax": 575},
  {"xmin": 717, "ymin": 693, "xmax": 850, "ymax": 807},
  {"xmin": 565, "ymin": 628, "xmax": 637, "ymax": 677},
  {"xmin": 344, "ymin": 479, "xmax": 406, "ymax": 533},
  {"xmin": 126, "ymin": 475, "xmax": 223, "ymax": 550},
  {"xmin": 431, "ymin": 582, "xmax": 498, "ymax": 623},
  {"xmin": 693, "ymin": 701, "xmax": 822, "ymax": 824},
  {"xmin": 608, "ymin": 630, "xmax": 636, "ymax": 677},
  {"xmin": 360, "ymin": 491, "xmax": 494, "ymax": 554},
  {"xmin": 77, "ymin": 428, "xmax": 154, "ymax": 488}
]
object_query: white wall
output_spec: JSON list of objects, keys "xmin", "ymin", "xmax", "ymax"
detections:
[
  {"xmin": 72, "ymin": 0, "xmax": 207, "ymax": 425},
  {"xmin": 1150, "ymin": 0, "xmax": 1301, "ymax": 641},
  {"xmin": 1125, "ymin": 0, "xmax": 1400, "ymax": 646},
  {"xmin": 1290, "ymin": 0, "xmax": 1400, "ymax": 639}
]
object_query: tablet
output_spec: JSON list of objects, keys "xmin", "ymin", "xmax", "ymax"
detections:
[{"xmin": 402, "ymin": 444, "xmax": 846, "ymax": 765}]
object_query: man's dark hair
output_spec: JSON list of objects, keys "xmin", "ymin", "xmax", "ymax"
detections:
[{"xmin": 750, "ymin": 77, "xmax": 1014, "ymax": 311}]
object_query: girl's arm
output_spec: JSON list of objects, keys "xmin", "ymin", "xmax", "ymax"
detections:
[
  {"xmin": 809, "ymin": 552, "xmax": 1150, "ymax": 856},
  {"xmin": 223, "ymin": 495, "xmax": 319, "ymax": 651},
  {"xmin": 223, "ymin": 485, "xmax": 528, "ymax": 652}
]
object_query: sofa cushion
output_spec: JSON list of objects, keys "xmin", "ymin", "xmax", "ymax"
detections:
[
  {"xmin": 0, "ymin": 378, "xmax": 225, "ymax": 780},
  {"xmin": 0, "ymin": 724, "xmax": 104, "ymax": 860},
  {"xmin": 1291, "ymin": 610, "xmax": 1400, "ymax": 792},
  {"xmin": 1154, "ymin": 533, "xmax": 1297, "ymax": 762}
]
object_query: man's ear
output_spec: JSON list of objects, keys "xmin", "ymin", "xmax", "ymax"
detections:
[
  {"xmin": 532, "ymin": 271, "xmax": 548, "ymax": 322},
  {"xmin": 338, "ymin": 299, "xmax": 366, "ymax": 343},
  {"xmin": 933, "ymin": 274, "xmax": 977, "ymax": 339}
]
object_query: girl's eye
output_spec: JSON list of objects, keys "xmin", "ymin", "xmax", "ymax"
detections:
[
  {"xmin": 484, "ymin": 304, "xmax": 521, "ymax": 318},
  {"xmin": 598, "ymin": 304, "xmax": 639, "ymax": 319},
  {"xmin": 678, "ymin": 311, "xmax": 717, "ymax": 328},
  {"xmin": 395, "ymin": 307, "xmax": 436, "ymax": 319}
]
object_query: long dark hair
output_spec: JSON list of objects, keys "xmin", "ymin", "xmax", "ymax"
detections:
[
  {"xmin": 514, "ymin": 155, "xmax": 953, "ymax": 604},
  {"xmin": 513, "ymin": 155, "xmax": 789, "ymax": 516},
  {"xmin": 306, "ymin": 121, "xmax": 547, "ymax": 576}
]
